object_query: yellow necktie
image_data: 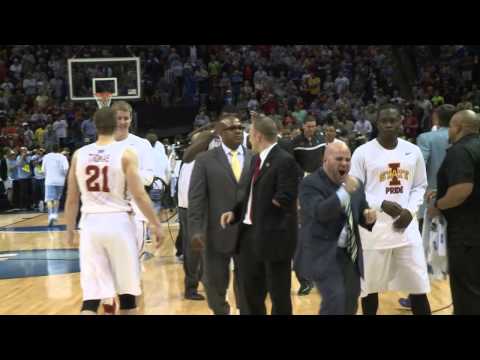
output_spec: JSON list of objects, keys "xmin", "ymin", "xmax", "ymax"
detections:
[{"xmin": 231, "ymin": 150, "xmax": 241, "ymax": 182}]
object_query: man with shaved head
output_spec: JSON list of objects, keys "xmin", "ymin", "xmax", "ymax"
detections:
[
  {"xmin": 188, "ymin": 113, "xmax": 252, "ymax": 314},
  {"xmin": 429, "ymin": 109, "xmax": 480, "ymax": 314},
  {"xmin": 298, "ymin": 141, "xmax": 376, "ymax": 314}
]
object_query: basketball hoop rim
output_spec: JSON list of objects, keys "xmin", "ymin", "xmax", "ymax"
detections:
[{"xmin": 95, "ymin": 92, "xmax": 113, "ymax": 108}]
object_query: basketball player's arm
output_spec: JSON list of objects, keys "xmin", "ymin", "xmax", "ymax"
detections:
[
  {"xmin": 350, "ymin": 147, "xmax": 381, "ymax": 211},
  {"xmin": 139, "ymin": 140, "xmax": 155, "ymax": 187},
  {"xmin": 182, "ymin": 130, "xmax": 216, "ymax": 163},
  {"xmin": 122, "ymin": 148, "xmax": 162, "ymax": 229},
  {"xmin": 65, "ymin": 153, "xmax": 80, "ymax": 244},
  {"xmin": 358, "ymin": 183, "xmax": 376, "ymax": 230},
  {"xmin": 405, "ymin": 151, "xmax": 428, "ymax": 216},
  {"xmin": 41, "ymin": 157, "xmax": 46, "ymax": 176},
  {"xmin": 393, "ymin": 151, "xmax": 428, "ymax": 229}
]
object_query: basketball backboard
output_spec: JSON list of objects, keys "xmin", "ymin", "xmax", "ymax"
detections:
[{"xmin": 67, "ymin": 57, "xmax": 141, "ymax": 101}]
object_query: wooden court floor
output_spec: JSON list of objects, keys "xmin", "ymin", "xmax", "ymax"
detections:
[{"xmin": 0, "ymin": 212, "xmax": 453, "ymax": 315}]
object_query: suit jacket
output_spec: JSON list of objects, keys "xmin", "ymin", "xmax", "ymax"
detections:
[
  {"xmin": 416, "ymin": 127, "xmax": 449, "ymax": 191},
  {"xmin": 233, "ymin": 144, "xmax": 299, "ymax": 261},
  {"xmin": 298, "ymin": 168, "xmax": 372, "ymax": 280},
  {"xmin": 416, "ymin": 127, "xmax": 449, "ymax": 218},
  {"xmin": 188, "ymin": 145, "xmax": 252, "ymax": 254}
]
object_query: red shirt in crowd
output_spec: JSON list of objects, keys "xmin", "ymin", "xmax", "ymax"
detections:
[
  {"xmin": 244, "ymin": 65, "xmax": 253, "ymax": 82},
  {"xmin": 262, "ymin": 98, "xmax": 278, "ymax": 115},
  {"xmin": 403, "ymin": 115, "xmax": 419, "ymax": 139}
]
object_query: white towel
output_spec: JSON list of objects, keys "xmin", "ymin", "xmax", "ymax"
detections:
[{"xmin": 422, "ymin": 209, "xmax": 448, "ymax": 280}]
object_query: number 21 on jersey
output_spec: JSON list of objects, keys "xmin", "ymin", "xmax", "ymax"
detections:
[{"xmin": 86, "ymin": 165, "xmax": 110, "ymax": 192}]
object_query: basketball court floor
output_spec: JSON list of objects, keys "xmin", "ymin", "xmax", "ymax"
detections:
[{"xmin": 0, "ymin": 211, "xmax": 453, "ymax": 315}]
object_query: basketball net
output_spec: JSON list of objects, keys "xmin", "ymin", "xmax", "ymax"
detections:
[{"xmin": 95, "ymin": 92, "xmax": 113, "ymax": 108}]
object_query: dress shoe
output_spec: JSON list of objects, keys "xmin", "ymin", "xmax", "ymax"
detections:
[
  {"xmin": 399, "ymin": 297, "xmax": 411, "ymax": 308},
  {"xmin": 184, "ymin": 292, "xmax": 205, "ymax": 301},
  {"xmin": 297, "ymin": 281, "xmax": 313, "ymax": 296}
]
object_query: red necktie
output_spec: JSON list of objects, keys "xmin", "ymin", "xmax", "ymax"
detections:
[
  {"xmin": 249, "ymin": 156, "xmax": 262, "ymax": 221},
  {"xmin": 252, "ymin": 156, "xmax": 262, "ymax": 184}
]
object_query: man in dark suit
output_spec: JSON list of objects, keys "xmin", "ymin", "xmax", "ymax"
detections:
[
  {"xmin": 299, "ymin": 142, "xmax": 376, "ymax": 315},
  {"xmin": 221, "ymin": 115, "xmax": 299, "ymax": 315},
  {"xmin": 188, "ymin": 115, "xmax": 253, "ymax": 315}
]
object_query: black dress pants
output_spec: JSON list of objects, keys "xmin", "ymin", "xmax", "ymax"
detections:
[
  {"xmin": 237, "ymin": 225, "xmax": 292, "ymax": 315},
  {"xmin": 447, "ymin": 243, "xmax": 480, "ymax": 315}
]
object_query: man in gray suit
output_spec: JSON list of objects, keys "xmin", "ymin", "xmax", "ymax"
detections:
[
  {"xmin": 188, "ymin": 114, "xmax": 253, "ymax": 315},
  {"xmin": 299, "ymin": 142, "xmax": 376, "ymax": 314},
  {"xmin": 416, "ymin": 104, "xmax": 456, "ymax": 228}
]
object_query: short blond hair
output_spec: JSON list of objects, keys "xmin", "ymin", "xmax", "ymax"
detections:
[
  {"xmin": 111, "ymin": 100, "xmax": 133, "ymax": 115},
  {"xmin": 253, "ymin": 115, "xmax": 278, "ymax": 142}
]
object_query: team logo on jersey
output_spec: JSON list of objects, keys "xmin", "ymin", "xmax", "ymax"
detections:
[{"xmin": 379, "ymin": 163, "xmax": 409, "ymax": 194}]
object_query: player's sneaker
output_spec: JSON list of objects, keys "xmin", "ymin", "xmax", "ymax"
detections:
[{"xmin": 399, "ymin": 297, "xmax": 411, "ymax": 308}]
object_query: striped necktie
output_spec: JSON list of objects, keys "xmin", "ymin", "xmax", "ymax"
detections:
[
  {"xmin": 230, "ymin": 150, "xmax": 241, "ymax": 182},
  {"xmin": 345, "ymin": 202, "xmax": 358, "ymax": 263}
]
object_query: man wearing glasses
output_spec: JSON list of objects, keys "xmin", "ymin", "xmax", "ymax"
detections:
[{"xmin": 188, "ymin": 114, "xmax": 253, "ymax": 315}]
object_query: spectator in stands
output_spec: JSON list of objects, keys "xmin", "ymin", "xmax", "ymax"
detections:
[
  {"xmin": 403, "ymin": 109, "xmax": 419, "ymax": 140},
  {"xmin": 23, "ymin": 123, "xmax": 34, "ymax": 148},
  {"xmin": 35, "ymin": 123, "xmax": 45, "ymax": 148},
  {"xmin": 43, "ymin": 124, "xmax": 58, "ymax": 152},
  {"xmin": 14, "ymin": 147, "xmax": 33, "ymax": 210},
  {"xmin": 81, "ymin": 115, "xmax": 96, "ymax": 145},
  {"xmin": 23, "ymin": 72, "xmax": 37, "ymax": 97},
  {"xmin": 53, "ymin": 114, "xmax": 68, "ymax": 147},
  {"xmin": 247, "ymin": 96, "xmax": 259, "ymax": 113},
  {"xmin": 306, "ymin": 71, "xmax": 321, "ymax": 105},
  {"xmin": 35, "ymin": 90, "xmax": 50, "ymax": 110},
  {"xmin": 335, "ymin": 71, "xmax": 350, "ymax": 95},
  {"xmin": 416, "ymin": 94, "xmax": 433, "ymax": 132},
  {"xmin": 9, "ymin": 58, "xmax": 22, "ymax": 81},
  {"xmin": 353, "ymin": 116, "xmax": 373, "ymax": 139},
  {"xmin": 193, "ymin": 109, "xmax": 210, "ymax": 129},
  {"xmin": 324, "ymin": 124, "xmax": 343, "ymax": 145},
  {"xmin": 292, "ymin": 103, "xmax": 308, "ymax": 125},
  {"xmin": 431, "ymin": 90, "xmax": 445, "ymax": 107}
]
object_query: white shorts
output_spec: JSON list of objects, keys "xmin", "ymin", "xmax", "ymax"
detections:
[
  {"xmin": 79, "ymin": 212, "xmax": 141, "ymax": 301},
  {"xmin": 135, "ymin": 220, "xmax": 147, "ymax": 257},
  {"xmin": 361, "ymin": 244, "xmax": 431, "ymax": 297}
]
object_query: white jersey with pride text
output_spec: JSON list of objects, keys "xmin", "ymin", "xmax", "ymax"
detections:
[
  {"xmin": 76, "ymin": 142, "xmax": 132, "ymax": 214},
  {"xmin": 116, "ymin": 133, "xmax": 155, "ymax": 222},
  {"xmin": 350, "ymin": 138, "xmax": 427, "ymax": 250}
]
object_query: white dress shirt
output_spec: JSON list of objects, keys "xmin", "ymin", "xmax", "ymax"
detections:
[{"xmin": 243, "ymin": 142, "xmax": 277, "ymax": 225}]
